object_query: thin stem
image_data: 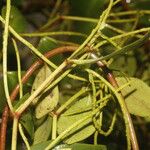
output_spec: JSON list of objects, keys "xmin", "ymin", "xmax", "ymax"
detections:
[
  {"xmin": 61, "ymin": 15, "xmax": 98, "ymax": 23},
  {"xmin": 50, "ymin": 0, "xmax": 62, "ymax": 18},
  {"xmin": 0, "ymin": 107, "xmax": 9, "ymax": 150},
  {"xmin": 99, "ymin": 32, "xmax": 121, "ymax": 49},
  {"xmin": 2, "ymin": 0, "xmax": 14, "ymax": 112},
  {"xmin": 18, "ymin": 123, "xmax": 30, "ymax": 150},
  {"xmin": 106, "ymin": 24, "xmax": 142, "ymax": 38},
  {"xmin": 11, "ymin": 117, "xmax": 18, "ymax": 150},
  {"xmin": 113, "ymin": 0, "xmax": 122, "ymax": 6},
  {"xmin": 21, "ymin": 31, "xmax": 87, "ymax": 38},
  {"xmin": 39, "ymin": 0, "xmax": 62, "ymax": 31},
  {"xmin": 110, "ymin": 10, "xmax": 150, "ymax": 16},
  {"xmin": 94, "ymin": 27, "xmax": 150, "ymax": 49},
  {"xmin": 52, "ymin": 115, "xmax": 57, "ymax": 140},
  {"xmin": 12, "ymin": 39, "xmax": 23, "ymax": 98},
  {"xmin": 94, "ymin": 131, "xmax": 98, "ymax": 145},
  {"xmin": 39, "ymin": 15, "xmax": 60, "ymax": 31},
  {"xmin": 107, "ymin": 18, "xmax": 136, "ymax": 23}
]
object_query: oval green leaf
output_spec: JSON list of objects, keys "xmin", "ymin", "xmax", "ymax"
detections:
[
  {"xmin": 38, "ymin": 37, "xmax": 63, "ymax": 65},
  {"xmin": 20, "ymin": 110, "xmax": 34, "ymax": 139},
  {"xmin": 32, "ymin": 65, "xmax": 59, "ymax": 118},
  {"xmin": 116, "ymin": 77, "xmax": 150, "ymax": 117},
  {"xmin": 31, "ymin": 140, "xmax": 52, "ymax": 150},
  {"xmin": 110, "ymin": 56, "xmax": 137, "ymax": 76},
  {"xmin": 63, "ymin": 95, "xmax": 92, "ymax": 116},
  {"xmin": 57, "ymin": 96, "xmax": 95, "ymax": 144},
  {"xmin": 1, "ymin": 6, "xmax": 27, "ymax": 33},
  {"xmin": 33, "ymin": 116, "xmax": 52, "ymax": 145},
  {"xmin": 35, "ymin": 85, "xmax": 59, "ymax": 118}
]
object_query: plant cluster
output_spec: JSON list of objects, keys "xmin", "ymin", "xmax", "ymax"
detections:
[{"xmin": 0, "ymin": 0, "xmax": 150, "ymax": 150}]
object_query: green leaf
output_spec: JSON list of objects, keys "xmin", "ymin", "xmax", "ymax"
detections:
[
  {"xmin": 31, "ymin": 140, "xmax": 52, "ymax": 150},
  {"xmin": 7, "ymin": 71, "xmax": 23, "ymax": 92},
  {"xmin": 57, "ymin": 96, "xmax": 95, "ymax": 144},
  {"xmin": 63, "ymin": 95, "xmax": 92, "ymax": 116},
  {"xmin": 1, "ymin": 6, "xmax": 27, "ymax": 33},
  {"xmin": 116, "ymin": 77, "xmax": 150, "ymax": 117},
  {"xmin": 70, "ymin": 0, "xmax": 106, "ymax": 34},
  {"xmin": 33, "ymin": 116, "xmax": 52, "ymax": 145},
  {"xmin": 7, "ymin": 71, "xmax": 34, "ymax": 93},
  {"xmin": 20, "ymin": 110, "xmax": 34, "ymax": 139},
  {"xmin": 31, "ymin": 65, "xmax": 58, "ymax": 103},
  {"xmin": 13, "ymin": 93, "xmax": 30, "ymax": 109},
  {"xmin": 53, "ymin": 143, "xmax": 107, "ymax": 150},
  {"xmin": 34, "ymin": 115, "xmax": 47, "ymax": 128},
  {"xmin": 134, "ymin": 0, "xmax": 150, "ymax": 10},
  {"xmin": 37, "ymin": 37, "xmax": 63, "ymax": 65},
  {"xmin": 110, "ymin": 56, "xmax": 137, "ymax": 76},
  {"xmin": 38, "ymin": 37, "xmax": 58, "ymax": 53},
  {"xmin": 35, "ymin": 86, "xmax": 59, "ymax": 119},
  {"xmin": 32, "ymin": 65, "xmax": 59, "ymax": 119}
]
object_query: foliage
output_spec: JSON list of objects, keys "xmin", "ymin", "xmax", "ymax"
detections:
[{"xmin": 0, "ymin": 0, "xmax": 150, "ymax": 150}]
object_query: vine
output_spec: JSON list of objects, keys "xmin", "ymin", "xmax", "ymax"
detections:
[{"xmin": 0, "ymin": 0, "xmax": 150, "ymax": 150}]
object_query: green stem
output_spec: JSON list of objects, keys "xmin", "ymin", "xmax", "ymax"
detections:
[
  {"xmin": 99, "ymin": 32, "xmax": 121, "ymax": 49},
  {"xmin": 21, "ymin": 31, "xmax": 87, "ymax": 38},
  {"xmin": 39, "ymin": 0, "xmax": 62, "ymax": 31},
  {"xmin": 61, "ymin": 15, "xmax": 97, "ymax": 23},
  {"xmin": 52, "ymin": 115, "xmax": 57, "ymax": 140},
  {"xmin": 11, "ymin": 117, "xmax": 18, "ymax": 150},
  {"xmin": 94, "ymin": 131, "xmax": 98, "ymax": 145},
  {"xmin": 2, "ymin": 0, "xmax": 14, "ymax": 112},
  {"xmin": 99, "ymin": 113, "xmax": 116, "ymax": 136},
  {"xmin": 106, "ymin": 24, "xmax": 142, "ymax": 38},
  {"xmin": 110, "ymin": 10, "xmax": 150, "ymax": 16},
  {"xmin": 12, "ymin": 39, "xmax": 23, "ymax": 98},
  {"xmin": 18, "ymin": 123, "xmax": 30, "ymax": 150},
  {"xmin": 50, "ymin": 0, "xmax": 62, "ymax": 18},
  {"xmin": 39, "ymin": 15, "xmax": 60, "ymax": 31},
  {"xmin": 107, "ymin": 18, "xmax": 136, "ymax": 23},
  {"xmin": 94, "ymin": 27, "xmax": 150, "ymax": 49}
]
